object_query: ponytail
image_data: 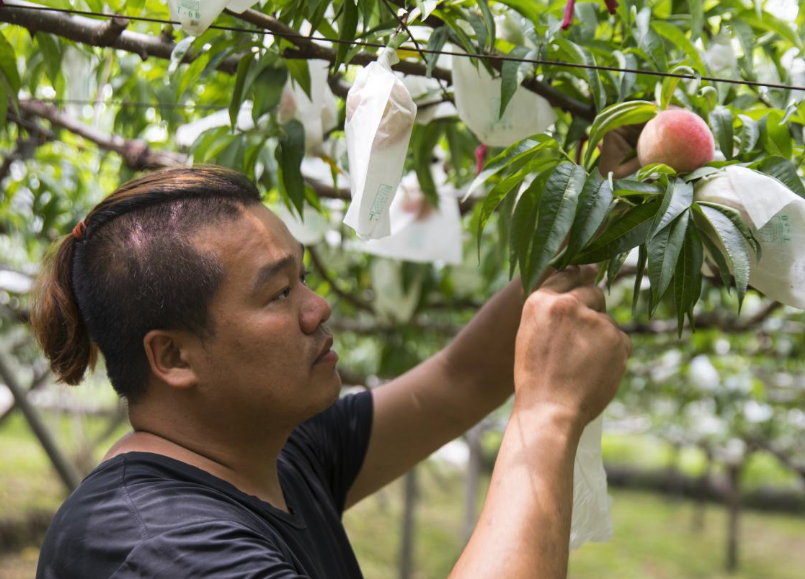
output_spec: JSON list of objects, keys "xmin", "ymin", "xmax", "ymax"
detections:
[{"xmin": 31, "ymin": 232, "xmax": 97, "ymax": 385}]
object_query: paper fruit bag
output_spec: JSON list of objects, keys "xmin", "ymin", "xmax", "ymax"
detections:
[
  {"xmin": 452, "ymin": 50, "xmax": 557, "ymax": 147},
  {"xmin": 343, "ymin": 49, "xmax": 417, "ymax": 239},
  {"xmin": 694, "ymin": 165, "xmax": 805, "ymax": 309},
  {"xmin": 167, "ymin": 0, "xmax": 260, "ymax": 36}
]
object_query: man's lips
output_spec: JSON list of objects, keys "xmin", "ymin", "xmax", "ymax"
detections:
[{"xmin": 314, "ymin": 337, "xmax": 336, "ymax": 365}]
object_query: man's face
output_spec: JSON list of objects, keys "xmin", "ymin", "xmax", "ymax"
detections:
[{"xmin": 188, "ymin": 204, "xmax": 341, "ymax": 431}]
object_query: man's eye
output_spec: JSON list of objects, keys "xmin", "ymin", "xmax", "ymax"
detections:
[{"xmin": 274, "ymin": 270, "xmax": 311, "ymax": 301}]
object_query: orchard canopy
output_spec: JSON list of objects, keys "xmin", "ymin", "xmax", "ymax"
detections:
[{"xmin": 1, "ymin": 2, "xmax": 805, "ymax": 385}]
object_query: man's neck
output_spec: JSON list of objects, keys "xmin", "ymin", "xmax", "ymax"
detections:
[{"xmin": 104, "ymin": 426, "xmax": 291, "ymax": 512}]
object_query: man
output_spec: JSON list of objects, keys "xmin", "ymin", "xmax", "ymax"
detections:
[{"xmin": 32, "ymin": 162, "xmax": 630, "ymax": 578}]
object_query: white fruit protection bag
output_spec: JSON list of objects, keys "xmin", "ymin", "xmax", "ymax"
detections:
[
  {"xmin": 343, "ymin": 48, "xmax": 417, "ymax": 239},
  {"xmin": 166, "ymin": 0, "xmax": 260, "ymax": 37},
  {"xmin": 570, "ymin": 415, "xmax": 614, "ymax": 550},
  {"xmin": 694, "ymin": 166, "xmax": 805, "ymax": 309},
  {"xmin": 349, "ymin": 172, "xmax": 463, "ymax": 265},
  {"xmin": 452, "ymin": 50, "xmax": 557, "ymax": 147}
]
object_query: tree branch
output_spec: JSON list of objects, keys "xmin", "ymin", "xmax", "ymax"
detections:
[
  {"xmin": 308, "ymin": 246, "xmax": 374, "ymax": 312},
  {"xmin": 10, "ymin": 99, "xmax": 354, "ymax": 200},
  {"xmin": 19, "ymin": 99, "xmax": 186, "ymax": 170},
  {"xmin": 0, "ymin": 2, "xmax": 240, "ymax": 72}
]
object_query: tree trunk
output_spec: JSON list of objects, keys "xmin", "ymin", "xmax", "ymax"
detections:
[
  {"xmin": 691, "ymin": 447, "xmax": 713, "ymax": 532},
  {"xmin": 0, "ymin": 352, "xmax": 81, "ymax": 492},
  {"xmin": 725, "ymin": 462, "xmax": 742, "ymax": 574},
  {"xmin": 398, "ymin": 468, "xmax": 417, "ymax": 579},
  {"xmin": 463, "ymin": 426, "xmax": 484, "ymax": 544}
]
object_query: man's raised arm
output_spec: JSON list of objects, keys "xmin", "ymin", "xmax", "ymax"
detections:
[{"xmin": 450, "ymin": 265, "xmax": 631, "ymax": 577}]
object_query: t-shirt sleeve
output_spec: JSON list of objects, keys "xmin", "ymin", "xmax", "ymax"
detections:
[
  {"xmin": 110, "ymin": 520, "xmax": 309, "ymax": 579},
  {"xmin": 286, "ymin": 390, "xmax": 374, "ymax": 513}
]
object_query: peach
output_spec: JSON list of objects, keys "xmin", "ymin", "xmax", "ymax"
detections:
[{"xmin": 636, "ymin": 109, "xmax": 715, "ymax": 173}]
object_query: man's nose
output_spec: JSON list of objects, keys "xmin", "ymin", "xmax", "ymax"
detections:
[{"xmin": 301, "ymin": 287, "xmax": 331, "ymax": 334}]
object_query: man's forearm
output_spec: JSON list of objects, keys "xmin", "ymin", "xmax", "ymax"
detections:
[
  {"xmin": 442, "ymin": 272, "xmax": 552, "ymax": 409},
  {"xmin": 450, "ymin": 405, "xmax": 583, "ymax": 579}
]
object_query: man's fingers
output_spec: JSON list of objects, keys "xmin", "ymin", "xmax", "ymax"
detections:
[
  {"xmin": 569, "ymin": 284, "xmax": 606, "ymax": 312},
  {"xmin": 541, "ymin": 265, "xmax": 598, "ymax": 294}
]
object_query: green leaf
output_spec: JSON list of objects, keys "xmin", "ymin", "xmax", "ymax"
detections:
[
  {"xmin": 525, "ymin": 163, "xmax": 587, "ymax": 291},
  {"xmin": 426, "ymin": 27, "xmax": 449, "ymax": 78},
  {"xmin": 573, "ymin": 201, "xmax": 659, "ymax": 264},
  {"xmin": 275, "ymin": 120, "xmax": 307, "ymax": 217},
  {"xmin": 650, "ymin": 178, "xmax": 693, "ymax": 239},
  {"xmin": 696, "ymin": 204, "xmax": 752, "ymax": 309},
  {"xmin": 500, "ymin": 46, "xmax": 532, "ymax": 119},
  {"xmin": 658, "ymin": 65, "xmax": 698, "ymax": 111},
  {"xmin": 698, "ymin": 201, "xmax": 761, "ymax": 259},
  {"xmin": 648, "ymin": 209, "xmax": 690, "ymax": 314},
  {"xmin": 710, "ymin": 106, "xmax": 734, "ymax": 160},
  {"xmin": 552, "ymin": 38, "xmax": 606, "ymax": 112},
  {"xmin": 466, "ymin": 11, "xmax": 488, "ymax": 50},
  {"xmin": 607, "ymin": 251, "xmax": 630, "ymax": 292},
  {"xmin": 738, "ymin": 10, "xmax": 803, "ymax": 50},
  {"xmin": 584, "ymin": 101, "xmax": 658, "ymax": 168},
  {"xmin": 465, "ymin": 136, "xmax": 557, "ymax": 199},
  {"xmin": 760, "ymin": 110, "xmax": 792, "ymax": 159},
  {"xmin": 561, "ymin": 172, "xmax": 614, "ymax": 267},
  {"xmin": 0, "ymin": 81, "xmax": 8, "ymax": 134},
  {"xmin": 673, "ymin": 225, "xmax": 704, "ymax": 336},
  {"xmin": 732, "ymin": 20, "xmax": 754, "ymax": 76},
  {"xmin": 477, "ymin": 0, "xmax": 496, "ymax": 51},
  {"xmin": 0, "ymin": 31, "xmax": 21, "ymax": 94},
  {"xmin": 169, "ymin": 36, "xmax": 194, "ymax": 76},
  {"xmin": 632, "ymin": 244, "xmax": 647, "ymax": 315},
  {"xmin": 177, "ymin": 50, "xmax": 212, "ymax": 102},
  {"xmin": 335, "ymin": 0, "xmax": 359, "ymax": 71},
  {"xmin": 738, "ymin": 114, "xmax": 759, "ymax": 155},
  {"xmin": 636, "ymin": 7, "xmax": 668, "ymax": 71},
  {"xmin": 683, "ymin": 167, "xmax": 720, "ymax": 182},
  {"xmin": 35, "ymin": 33, "xmax": 62, "ymax": 85},
  {"xmin": 689, "ymin": 0, "xmax": 704, "ymax": 42},
  {"xmin": 612, "ymin": 179, "xmax": 664, "ymax": 196},
  {"xmin": 252, "ymin": 65, "xmax": 288, "ymax": 122},
  {"xmin": 412, "ymin": 122, "xmax": 446, "ymax": 206},
  {"xmin": 510, "ymin": 172, "xmax": 547, "ymax": 281},
  {"xmin": 286, "ymin": 59, "xmax": 312, "ymax": 100},
  {"xmin": 651, "ymin": 23, "xmax": 707, "ymax": 74},
  {"xmin": 636, "ymin": 163, "xmax": 677, "ymax": 181},
  {"xmin": 478, "ymin": 171, "xmax": 525, "ymax": 258},
  {"xmin": 755, "ymin": 157, "xmax": 805, "ymax": 199},
  {"xmin": 230, "ymin": 53, "xmax": 255, "ymax": 129},
  {"xmin": 699, "ymin": 224, "xmax": 734, "ymax": 292}
]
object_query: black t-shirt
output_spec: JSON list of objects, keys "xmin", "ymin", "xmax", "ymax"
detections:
[{"xmin": 36, "ymin": 391, "xmax": 374, "ymax": 579}]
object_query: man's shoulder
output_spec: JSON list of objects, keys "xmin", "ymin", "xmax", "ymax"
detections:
[{"xmin": 37, "ymin": 453, "xmax": 282, "ymax": 579}]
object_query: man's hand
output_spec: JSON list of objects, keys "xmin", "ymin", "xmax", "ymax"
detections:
[
  {"xmin": 514, "ymin": 265, "xmax": 631, "ymax": 426},
  {"xmin": 598, "ymin": 124, "xmax": 644, "ymax": 179},
  {"xmin": 450, "ymin": 265, "xmax": 632, "ymax": 579}
]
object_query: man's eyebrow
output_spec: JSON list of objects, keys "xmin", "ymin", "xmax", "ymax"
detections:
[{"xmin": 252, "ymin": 243, "xmax": 306, "ymax": 293}]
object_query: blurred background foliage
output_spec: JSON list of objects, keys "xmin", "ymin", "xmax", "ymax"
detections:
[{"xmin": 2, "ymin": 0, "xmax": 805, "ymax": 577}]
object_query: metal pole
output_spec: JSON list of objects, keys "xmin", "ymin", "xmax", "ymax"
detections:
[{"xmin": 0, "ymin": 351, "xmax": 82, "ymax": 492}]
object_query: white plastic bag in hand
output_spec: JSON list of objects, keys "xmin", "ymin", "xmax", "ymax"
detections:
[
  {"xmin": 167, "ymin": 0, "xmax": 259, "ymax": 36},
  {"xmin": 343, "ymin": 48, "xmax": 417, "ymax": 239},
  {"xmin": 570, "ymin": 415, "xmax": 614, "ymax": 550},
  {"xmin": 349, "ymin": 173, "xmax": 463, "ymax": 265},
  {"xmin": 278, "ymin": 60, "xmax": 339, "ymax": 155},
  {"xmin": 452, "ymin": 50, "xmax": 557, "ymax": 147},
  {"xmin": 694, "ymin": 165, "xmax": 805, "ymax": 309}
]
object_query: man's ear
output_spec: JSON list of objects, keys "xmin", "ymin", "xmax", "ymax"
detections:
[{"xmin": 143, "ymin": 330, "xmax": 199, "ymax": 390}]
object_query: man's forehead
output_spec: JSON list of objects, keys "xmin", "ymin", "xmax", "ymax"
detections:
[{"xmin": 192, "ymin": 205, "xmax": 300, "ymax": 265}]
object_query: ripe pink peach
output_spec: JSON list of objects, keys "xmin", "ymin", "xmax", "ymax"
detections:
[{"xmin": 637, "ymin": 109, "xmax": 715, "ymax": 173}]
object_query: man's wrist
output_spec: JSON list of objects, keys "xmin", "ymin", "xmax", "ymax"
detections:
[{"xmin": 511, "ymin": 397, "xmax": 587, "ymax": 444}]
